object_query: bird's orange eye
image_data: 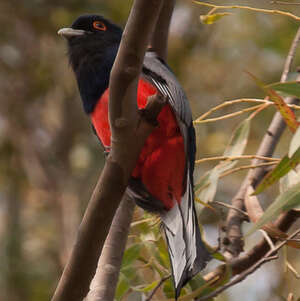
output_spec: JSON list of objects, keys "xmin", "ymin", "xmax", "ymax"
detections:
[{"xmin": 93, "ymin": 21, "xmax": 107, "ymax": 31}]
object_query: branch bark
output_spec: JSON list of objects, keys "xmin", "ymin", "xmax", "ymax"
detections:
[
  {"xmin": 52, "ymin": 1, "xmax": 164, "ymax": 300},
  {"xmin": 150, "ymin": 0, "xmax": 175, "ymax": 61},
  {"xmin": 85, "ymin": 195, "xmax": 135, "ymax": 301},
  {"xmin": 198, "ymin": 210, "xmax": 300, "ymax": 301},
  {"xmin": 199, "ymin": 226, "xmax": 300, "ymax": 301},
  {"xmin": 85, "ymin": 3, "xmax": 175, "ymax": 300},
  {"xmin": 224, "ymin": 25, "xmax": 300, "ymax": 258}
]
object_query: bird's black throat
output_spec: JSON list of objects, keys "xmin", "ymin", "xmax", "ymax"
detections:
[{"xmin": 67, "ymin": 20, "xmax": 122, "ymax": 113}]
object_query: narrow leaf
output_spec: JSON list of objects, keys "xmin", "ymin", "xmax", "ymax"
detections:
[
  {"xmin": 267, "ymin": 89, "xmax": 298, "ymax": 133},
  {"xmin": 195, "ymin": 172, "xmax": 210, "ymax": 193},
  {"xmin": 122, "ymin": 244, "xmax": 141, "ymax": 268},
  {"xmin": 211, "ymin": 251, "xmax": 226, "ymax": 262},
  {"xmin": 132, "ymin": 281, "xmax": 159, "ymax": 293},
  {"xmin": 267, "ymin": 81, "xmax": 300, "ymax": 98},
  {"xmin": 289, "ymin": 126, "xmax": 300, "ymax": 157},
  {"xmin": 254, "ymin": 147, "xmax": 300, "ymax": 195},
  {"xmin": 115, "ymin": 272, "xmax": 130, "ymax": 301},
  {"xmin": 254, "ymin": 155, "xmax": 291, "ymax": 195},
  {"xmin": 198, "ymin": 167, "xmax": 223, "ymax": 203},
  {"xmin": 224, "ymin": 119, "xmax": 250, "ymax": 157},
  {"xmin": 248, "ymin": 182, "xmax": 300, "ymax": 236},
  {"xmin": 247, "ymin": 72, "xmax": 298, "ymax": 133},
  {"xmin": 197, "ymin": 119, "xmax": 250, "ymax": 203}
]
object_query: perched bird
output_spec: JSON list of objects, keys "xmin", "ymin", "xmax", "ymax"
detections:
[{"xmin": 58, "ymin": 14, "xmax": 210, "ymax": 298}]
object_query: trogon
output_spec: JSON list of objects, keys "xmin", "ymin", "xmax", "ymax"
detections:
[{"xmin": 58, "ymin": 14, "xmax": 210, "ymax": 298}]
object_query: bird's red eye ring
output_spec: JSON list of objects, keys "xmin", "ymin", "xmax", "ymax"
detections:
[{"xmin": 93, "ymin": 21, "xmax": 107, "ymax": 31}]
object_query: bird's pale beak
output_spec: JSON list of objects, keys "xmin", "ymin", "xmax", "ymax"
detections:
[{"xmin": 57, "ymin": 28, "xmax": 86, "ymax": 38}]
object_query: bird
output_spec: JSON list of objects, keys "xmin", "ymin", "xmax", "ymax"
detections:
[{"xmin": 58, "ymin": 14, "xmax": 210, "ymax": 298}]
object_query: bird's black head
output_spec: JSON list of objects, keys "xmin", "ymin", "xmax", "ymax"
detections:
[{"xmin": 58, "ymin": 15, "xmax": 123, "ymax": 113}]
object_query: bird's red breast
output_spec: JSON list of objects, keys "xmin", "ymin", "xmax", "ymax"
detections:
[{"xmin": 91, "ymin": 79, "xmax": 185, "ymax": 210}]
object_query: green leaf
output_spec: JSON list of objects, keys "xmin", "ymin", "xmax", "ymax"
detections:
[
  {"xmin": 156, "ymin": 236, "xmax": 169, "ymax": 269},
  {"xmin": 254, "ymin": 147, "xmax": 300, "ymax": 195},
  {"xmin": 197, "ymin": 119, "xmax": 250, "ymax": 203},
  {"xmin": 289, "ymin": 126, "xmax": 300, "ymax": 157},
  {"xmin": 195, "ymin": 172, "xmax": 210, "ymax": 193},
  {"xmin": 254, "ymin": 155, "xmax": 291, "ymax": 195},
  {"xmin": 224, "ymin": 119, "xmax": 250, "ymax": 157},
  {"xmin": 248, "ymin": 182, "xmax": 300, "ymax": 236},
  {"xmin": 267, "ymin": 81, "xmax": 300, "ymax": 98},
  {"xmin": 163, "ymin": 279, "xmax": 175, "ymax": 299},
  {"xmin": 132, "ymin": 280, "xmax": 159, "ymax": 293},
  {"xmin": 122, "ymin": 244, "xmax": 141, "ymax": 268},
  {"xmin": 280, "ymin": 168, "xmax": 300, "ymax": 194},
  {"xmin": 197, "ymin": 167, "xmax": 223, "ymax": 204},
  {"xmin": 200, "ymin": 13, "xmax": 231, "ymax": 25},
  {"xmin": 211, "ymin": 251, "xmax": 227, "ymax": 262},
  {"xmin": 115, "ymin": 272, "xmax": 130, "ymax": 301},
  {"xmin": 188, "ymin": 274, "xmax": 214, "ymax": 299}
]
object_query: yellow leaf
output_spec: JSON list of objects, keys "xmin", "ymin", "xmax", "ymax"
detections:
[{"xmin": 200, "ymin": 13, "xmax": 231, "ymax": 24}]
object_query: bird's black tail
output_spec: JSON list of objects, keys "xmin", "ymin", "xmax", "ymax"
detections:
[{"xmin": 161, "ymin": 169, "xmax": 211, "ymax": 299}]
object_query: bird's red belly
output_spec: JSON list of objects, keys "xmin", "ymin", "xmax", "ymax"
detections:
[{"xmin": 91, "ymin": 79, "xmax": 185, "ymax": 210}]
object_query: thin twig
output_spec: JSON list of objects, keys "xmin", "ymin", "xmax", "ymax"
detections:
[
  {"xmin": 259, "ymin": 229, "xmax": 276, "ymax": 250},
  {"xmin": 195, "ymin": 162, "xmax": 276, "ymax": 197},
  {"xmin": 194, "ymin": 104, "xmax": 264, "ymax": 124},
  {"xmin": 145, "ymin": 275, "xmax": 170, "ymax": 301},
  {"xmin": 220, "ymin": 162, "xmax": 277, "ymax": 178},
  {"xmin": 130, "ymin": 217, "xmax": 157, "ymax": 227},
  {"xmin": 197, "ymin": 229, "xmax": 300, "ymax": 301},
  {"xmin": 212, "ymin": 201, "xmax": 249, "ymax": 218},
  {"xmin": 223, "ymin": 25, "xmax": 300, "ymax": 258},
  {"xmin": 195, "ymin": 98, "xmax": 266, "ymax": 122},
  {"xmin": 272, "ymin": 1, "xmax": 300, "ymax": 5},
  {"xmin": 247, "ymin": 102, "xmax": 270, "ymax": 120},
  {"xmin": 195, "ymin": 98, "xmax": 300, "ymax": 123},
  {"xmin": 195, "ymin": 155, "xmax": 279, "ymax": 164},
  {"xmin": 193, "ymin": 1, "xmax": 300, "ymax": 21},
  {"xmin": 286, "ymin": 261, "xmax": 300, "ymax": 279}
]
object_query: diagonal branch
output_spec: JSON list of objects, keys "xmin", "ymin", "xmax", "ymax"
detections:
[
  {"xmin": 197, "ymin": 210, "xmax": 300, "ymax": 301},
  {"xmin": 150, "ymin": 0, "xmax": 175, "ymax": 60},
  {"xmin": 84, "ymin": 3, "xmax": 175, "ymax": 300},
  {"xmin": 198, "ymin": 228, "xmax": 300, "ymax": 301},
  {"xmin": 51, "ymin": 1, "xmax": 165, "ymax": 300},
  {"xmin": 85, "ymin": 195, "xmax": 135, "ymax": 301},
  {"xmin": 224, "ymin": 25, "xmax": 300, "ymax": 258}
]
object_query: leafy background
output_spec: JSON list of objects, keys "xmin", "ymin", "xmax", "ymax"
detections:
[{"xmin": 1, "ymin": 0, "xmax": 300, "ymax": 300}]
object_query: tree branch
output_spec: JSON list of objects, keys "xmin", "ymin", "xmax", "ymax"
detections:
[
  {"xmin": 150, "ymin": 0, "xmax": 175, "ymax": 60},
  {"xmin": 224, "ymin": 25, "xmax": 300, "ymax": 258},
  {"xmin": 85, "ymin": 195, "xmax": 135, "ymax": 301},
  {"xmin": 198, "ymin": 210, "xmax": 300, "ymax": 301},
  {"xmin": 51, "ymin": 1, "xmax": 165, "ymax": 300},
  {"xmin": 84, "ymin": 3, "xmax": 175, "ymax": 299}
]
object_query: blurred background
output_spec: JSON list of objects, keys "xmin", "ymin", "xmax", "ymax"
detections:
[{"xmin": 0, "ymin": 0, "xmax": 300, "ymax": 300}]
